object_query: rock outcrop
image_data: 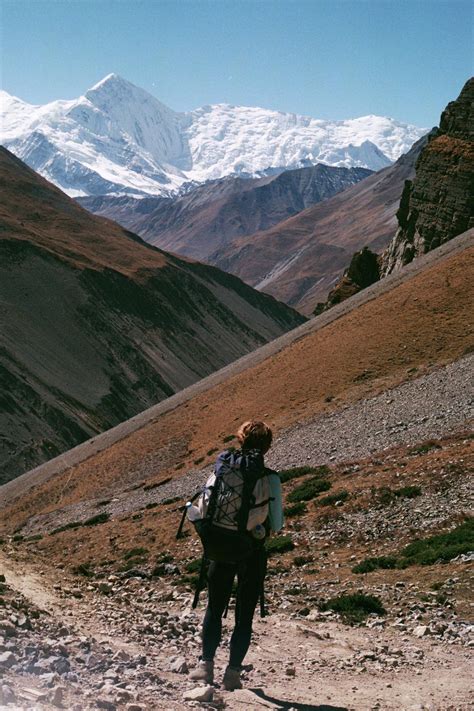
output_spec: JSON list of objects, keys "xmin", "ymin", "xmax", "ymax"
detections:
[
  {"xmin": 382, "ymin": 78, "xmax": 474, "ymax": 274},
  {"xmin": 314, "ymin": 247, "xmax": 380, "ymax": 313}
]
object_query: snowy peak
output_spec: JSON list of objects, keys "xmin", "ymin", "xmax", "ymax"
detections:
[{"xmin": 1, "ymin": 75, "xmax": 428, "ymax": 197}]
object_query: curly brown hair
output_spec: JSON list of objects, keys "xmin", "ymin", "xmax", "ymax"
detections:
[{"xmin": 236, "ymin": 420, "xmax": 273, "ymax": 453}]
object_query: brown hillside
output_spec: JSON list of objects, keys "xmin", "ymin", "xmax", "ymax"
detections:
[
  {"xmin": 3, "ymin": 234, "xmax": 472, "ymax": 530},
  {"xmin": 210, "ymin": 136, "xmax": 427, "ymax": 313},
  {"xmin": 0, "ymin": 148, "xmax": 304, "ymax": 481}
]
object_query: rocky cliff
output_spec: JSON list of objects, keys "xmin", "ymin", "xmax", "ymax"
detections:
[{"xmin": 382, "ymin": 78, "xmax": 474, "ymax": 274}]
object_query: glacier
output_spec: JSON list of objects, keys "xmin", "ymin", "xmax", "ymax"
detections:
[{"xmin": 0, "ymin": 74, "xmax": 428, "ymax": 197}]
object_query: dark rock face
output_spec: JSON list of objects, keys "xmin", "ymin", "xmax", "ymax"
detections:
[
  {"xmin": 314, "ymin": 247, "xmax": 380, "ymax": 313},
  {"xmin": 382, "ymin": 78, "xmax": 474, "ymax": 274}
]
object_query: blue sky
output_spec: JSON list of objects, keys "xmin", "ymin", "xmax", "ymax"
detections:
[{"xmin": 1, "ymin": 0, "xmax": 472, "ymax": 127}]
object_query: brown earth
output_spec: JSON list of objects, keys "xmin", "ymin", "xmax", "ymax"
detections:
[{"xmin": 2, "ymin": 233, "xmax": 472, "ymax": 535}]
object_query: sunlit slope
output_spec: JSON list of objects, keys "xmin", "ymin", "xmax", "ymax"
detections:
[{"xmin": 2, "ymin": 230, "xmax": 471, "ymax": 520}]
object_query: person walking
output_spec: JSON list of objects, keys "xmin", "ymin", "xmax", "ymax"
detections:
[{"xmin": 189, "ymin": 420, "xmax": 283, "ymax": 691}]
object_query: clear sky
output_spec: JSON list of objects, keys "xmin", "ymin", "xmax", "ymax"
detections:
[{"xmin": 1, "ymin": 0, "xmax": 472, "ymax": 127}]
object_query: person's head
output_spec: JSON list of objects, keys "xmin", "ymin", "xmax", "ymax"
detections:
[{"xmin": 237, "ymin": 420, "xmax": 273, "ymax": 453}]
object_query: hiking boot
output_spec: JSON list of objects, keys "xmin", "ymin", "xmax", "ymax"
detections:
[
  {"xmin": 222, "ymin": 665, "xmax": 242, "ymax": 691},
  {"xmin": 189, "ymin": 659, "xmax": 214, "ymax": 684}
]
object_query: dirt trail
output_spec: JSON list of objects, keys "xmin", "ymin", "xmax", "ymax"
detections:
[{"xmin": 1, "ymin": 550, "xmax": 472, "ymax": 710}]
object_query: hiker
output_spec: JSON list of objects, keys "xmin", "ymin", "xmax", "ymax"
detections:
[{"xmin": 188, "ymin": 420, "xmax": 283, "ymax": 691}]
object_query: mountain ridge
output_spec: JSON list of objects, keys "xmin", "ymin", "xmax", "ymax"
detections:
[
  {"xmin": 0, "ymin": 147, "xmax": 304, "ymax": 483},
  {"xmin": 1, "ymin": 73, "xmax": 427, "ymax": 197}
]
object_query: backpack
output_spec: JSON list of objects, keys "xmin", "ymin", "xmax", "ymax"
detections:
[{"xmin": 194, "ymin": 448, "xmax": 271, "ymax": 563}]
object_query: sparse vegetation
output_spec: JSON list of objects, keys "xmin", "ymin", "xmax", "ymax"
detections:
[
  {"xmin": 352, "ymin": 555, "xmax": 398, "ymax": 574},
  {"xmin": 83, "ymin": 512, "xmax": 110, "ymax": 527},
  {"xmin": 409, "ymin": 440, "xmax": 442, "ymax": 456},
  {"xmin": 185, "ymin": 558, "xmax": 203, "ymax": 573},
  {"xmin": 72, "ymin": 562, "xmax": 94, "ymax": 577},
  {"xmin": 51, "ymin": 512, "xmax": 110, "ymax": 535},
  {"xmin": 353, "ymin": 518, "xmax": 474, "ymax": 573},
  {"xmin": 372, "ymin": 484, "xmax": 421, "ymax": 506},
  {"xmin": 266, "ymin": 535, "xmax": 295, "ymax": 556},
  {"xmin": 394, "ymin": 485, "xmax": 422, "ymax": 499},
  {"xmin": 279, "ymin": 464, "xmax": 330, "ymax": 484},
  {"xmin": 321, "ymin": 593, "xmax": 386, "ymax": 623},
  {"xmin": 316, "ymin": 490, "xmax": 349, "ymax": 506},
  {"xmin": 143, "ymin": 477, "xmax": 172, "ymax": 491},
  {"xmin": 294, "ymin": 555, "xmax": 313, "ymax": 567},
  {"xmin": 284, "ymin": 502, "xmax": 307, "ymax": 517},
  {"xmin": 123, "ymin": 547, "xmax": 148, "ymax": 560},
  {"xmin": 162, "ymin": 496, "xmax": 181, "ymax": 506},
  {"xmin": 287, "ymin": 477, "xmax": 331, "ymax": 503}
]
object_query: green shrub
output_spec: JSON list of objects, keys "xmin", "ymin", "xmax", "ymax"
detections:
[
  {"xmin": 394, "ymin": 485, "xmax": 421, "ymax": 499},
  {"xmin": 207, "ymin": 448, "xmax": 218, "ymax": 456},
  {"xmin": 223, "ymin": 434, "xmax": 236, "ymax": 443},
  {"xmin": 353, "ymin": 555, "xmax": 399, "ymax": 574},
  {"xmin": 145, "ymin": 502, "xmax": 159, "ymax": 509},
  {"xmin": 287, "ymin": 478, "xmax": 331, "ymax": 503},
  {"xmin": 26, "ymin": 534, "xmax": 43, "ymax": 542},
  {"xmin": 123, "ymin": 547, "xmax": 148, "ymax": 560},
  {"xmin": 194, "ymin": 457, "xmax": 205, "ymax": 466},
  {"xmin": 12, "ymin": 534, "xmax": 24, "ymax": 542},
  {"xmin": 162, "ymin": 496, "xmax": 181, "ymax": 505},
  {"xmin": 83, "ymin": 512, "xmax": 110, "ymax": 527},
  {"xmin": 279, "ymin": 464, "xmax": 330, "ymax": 484},
  {"xmin": 321, "ymin": 593, "xmax": 386, "ymax": 623},
  {"xmin": 186, "ymin": 558, "xmax": 203, "ymax": 573},
  {"xmin": 284, "ymin": 502, "xmax": 307, "ymax": 517},
  {"xmin": 409, "ymin": 441, "xmax": 441, "ymax": 456},
  {"xmin": 72, "ymin": 562, "xmax": 94, "ymax": 577},
  {"xmin": 352, "ymin": 518, "xmax": 474, "ymax": 573},
  {"xmin": 265, "ymin": 535, "xmax": 295, "ymax": 556},
  {"xmin": 96, "ymin": 500, "xmax": 111, "ymax": 508},
  {"xmin": 294, "ymin": 555, "xmax": 313, "ymax": 567},
  {"xmin": 143, "ymin": 477, "xmax": 172, "ymax": 491},
  {"xmin": 51, "ymin": 521, "xmax": 81, "ymax": 535},
  {"xmin": 317, "ymin": 490, "xmax": 349, "ymax": 506},
  {"xmin": 401, "ymin": 518, "xmax": 474, "ymax": 566}
]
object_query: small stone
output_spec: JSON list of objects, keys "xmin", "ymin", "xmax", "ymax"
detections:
[
  {"xmin": 170, "ymin": 656, "xmax": 188, "ymax": 673},
  {"xmin": 0, "ymin": 651, "xmax": 17, "ymax": 669},
  {"xmin": 183, "ymin": 685, "xmax": 214, "ymax": 702},
  {"xmin": 413, "ymin": 625, "xmax": 429, "ymax": 638},
  {"xmin": 126, "ymin": 705, "xmax": 144, "ymax": 711},
  {"xmin": 1, "ymin": 684, "xmax": 16, "ymax": 705}
]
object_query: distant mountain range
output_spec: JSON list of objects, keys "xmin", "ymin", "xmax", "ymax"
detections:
[
  {"xmin": 0, "ymin": 147, "xmax": 304, "ymax": 482},
  {"xmin": 79, "ymin": 163, "xmax": 372, "ymax": 260},
  {"xmin": 208, "ymin": 135, "xmax": 428, "ymax": 312},
  {"xmin": 1, "ymin": 74, "xmax": 426, "ymax": 197}
]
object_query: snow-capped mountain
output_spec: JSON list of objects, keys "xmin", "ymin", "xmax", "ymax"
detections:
[{"xmin": 0, "ymin": 74, "xmax": 428, "ymax": 197}]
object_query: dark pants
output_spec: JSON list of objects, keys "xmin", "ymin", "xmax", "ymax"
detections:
[{"xmin": 202, "ymin": 547, "xmax": 267, "ymax": 667}]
